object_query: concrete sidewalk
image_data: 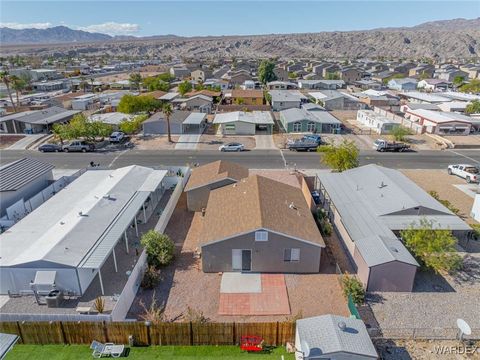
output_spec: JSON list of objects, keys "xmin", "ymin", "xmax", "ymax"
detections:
[{"xmin": 5, "ymin": 134, "xmax": 46, "ymax": 150}]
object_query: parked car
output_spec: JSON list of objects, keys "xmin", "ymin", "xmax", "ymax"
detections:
[
  {"xmin": 303, "ymin": 134, "xmax": 322, "ymax": 145},
  {"xmin": 287, "ymin": 139, "xmax": 319, "ymax": 152},
  {"xmin": 373, "ymin": 139, "xmax": 410, "ymax": 152},
  {"xmin": 38, "ymin": 144, "xmax": 62, "ymax": 152},
  {"xmin": 62, "ymin": 140, "xmax": 95, "ymax": 153},
  {"xmin": 219, "ymin": 142, "xmax": 245, "ymax": 152},
  {"xmin": 448, "ymin": 164, "xmax": 479, "ymax": 183},
  {"xmin": 109, "ymin": 131, "xmax": 125, "ymax": 143}
]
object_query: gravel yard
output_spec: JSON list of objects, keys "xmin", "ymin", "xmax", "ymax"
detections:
[
  {"xmin": 197, "ymin": 134, "xmax": 256, "ymax": 150},
  {"xmin": 374, "ymin": 339, "xmax": 480, "ymax": 359},
  {"xmin": 132, "ymin": 135, "xmax": 180, "ymax": 150},
  {"xmin": 130, "ymin": 193, "xmax": 349, "ymax": 322},
  {"xmin": 0, "ymin": 134, "xmax": 25, "ymax": 149}
]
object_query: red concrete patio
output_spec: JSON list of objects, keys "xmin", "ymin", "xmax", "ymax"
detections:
[{"xmin": 218, "ymin": 274, "xmax": 291, "ymax": 316}]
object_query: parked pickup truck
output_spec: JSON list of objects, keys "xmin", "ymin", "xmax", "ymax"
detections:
[
  {"xmin": 448, "ymin": 164, "xmax": 479, "ymax": 183},
  {"xmin": 373, "ymin": 139, "xmax": 411, "ymax": 152},
  {"xmin": 62, "ymin": 140, "xmax": 95, "ymax": 153},
  {"xmin": 287, "ymin": 139, "xmax": 319, "ymax": 152}
]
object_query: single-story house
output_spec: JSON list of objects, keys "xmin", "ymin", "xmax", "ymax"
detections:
[
  {"xmin": 142, "ymin": 110, "xmax": 191, "ymax": 135},
  {"xmin": 182, "ymin": 94, "xmax": 213, "ymax": 113},
  {"xmin": 267, "ymin": 81, "xmax": 298, "ymax": 90},
  {"xmin": 200, "ymin": 174, "xmax": 325, "ymax": 273},
  {"xmin": 213, "ymin": 111, "xmax": 274, "ymax": 135},
  {"xmin": 398, "ymin": 91, "xmax": 451, "ymax": 104},
  {"xmin": 356, "ymin": 109, "xmax": 402, "ymax": 134},
  {"xmin": 279, "ymin": 108, "xmax": 341, "ymax": 133},
  {"xmin": 159, "ymin": 92, "xmax": 180, "ymax": 102},
  {"xmin": 0, "ymin": 165, "xmax": 168, "ymax": 296},
  {"xmin": 309, "ymin": 90, "xmax": 365, "ymax": 110},
  {"xmin": 0, "ymin": 106, "xmax": 81, "ymax": 134},
  {"xmin": 417, "ymin": 79, "xmax": 451, "ymax": 91},
  {"xmin": 0, "ymin": 158, "xmax": 54, "ymax": 218},
  {"xmin": 387, "ymin": 78, "xmax": 418, "ymax": 91},
  {"xmin": 88, "ymin": 112, "xmax": 134, "ymax": 128},
  {"xmin": 400, "ymin": 103, "xmax": 441, "ymax": 113},
  {"xmin": 295, "ymin": 315, "xmax": 378, "ymax": 360},
  {"xmin": 404, "ymin": 109, "xmax": 473, "ymax": 135},
  {"xmin": 231, "ymin": 89, "xmax": 264, "ymax": 106},
  {"xmin": 269, "ymin": 90, "xmax": 308, "ymax": 111},
  {"xmin": 438, "ymin": 101, "xmax": 469, "ymax": 113},
  {"xmin": 71, "ymin": 94, "xmax": 97, "ymax": 110},
  {"xmin": 184, "ymin": 160, "xmax": 249, "ymax": 212},
  {"xmin": 297, "ymin": 80, "xmax": 345, "ymax": 90},
  {"xmin": 318, "ymin": 164, "xmax": 471, "ymax": 292},
  {"xmin": 191, "ymin": 69, "xmax": 212, "ymax": 82},
  {"xmin": 339, "ymin": 67, "xmax": 364, "ymax": 83}
]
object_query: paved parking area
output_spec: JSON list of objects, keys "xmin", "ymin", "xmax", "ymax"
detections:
[
  {"xmin": 218, "ymin": 274, "xmax": 290, "ymax": 316},
  {"xmin": 174, "ymin": 134, "xmax": 201, "ymax": 150},
  {"xmin": 254, "ymin": 134, "xmax": 276, "ymax": 149}
]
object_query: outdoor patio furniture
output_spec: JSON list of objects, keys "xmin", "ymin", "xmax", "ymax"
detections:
[
  {"xmin": 240, "ymin": 335, "xmax": 265, "ymax": 352},
  {"xmin": 90, "ymin": 340, "xmax": 125, "ymax": 358}
]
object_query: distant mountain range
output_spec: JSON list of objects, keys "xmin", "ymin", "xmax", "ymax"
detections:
[{"xmin": 1, "ymin": 18, "xmax": 479, "ymax": 59}]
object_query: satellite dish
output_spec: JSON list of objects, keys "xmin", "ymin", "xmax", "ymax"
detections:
[
  {"xmin": 300, "ymin": 339, "xmax": 310, "ymax": 358},
  {"xmin": 457, "ymin": 319, "xmax": 472, "ymax": 337}
]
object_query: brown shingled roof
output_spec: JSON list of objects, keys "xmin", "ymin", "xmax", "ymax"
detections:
[
  {"xmin": 184, "ymin": 160, "xmax": 249, "ymax": 192},
  {"xmin": 231, "ymin": 89, "xmax": 264, "ymax": 98},
  {"xmin": 200, "ymin": 175, "xmax": 325, "ymax": 247}
]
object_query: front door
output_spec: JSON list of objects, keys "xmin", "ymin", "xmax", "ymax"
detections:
[{"xmin": 232, "ymin": 249, "xmax": 251, "ymax": 271}]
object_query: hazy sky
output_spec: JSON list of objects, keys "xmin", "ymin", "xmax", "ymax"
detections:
[{"xmin": 1, "ymin": 1, "xmax": 479, "ymax": 37}]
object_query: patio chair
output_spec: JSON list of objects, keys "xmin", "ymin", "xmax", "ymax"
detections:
[{"xmin": 90, "ymin": 340, "xmax": 125, "ymax": 358}]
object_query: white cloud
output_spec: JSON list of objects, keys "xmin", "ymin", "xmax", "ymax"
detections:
[
  {"xmin": 0, "ymin": 22, "xmax": 53, "ymax": 29},
  {"xmin": 77, "ymin": 22, "xmax": 140, "ymax": 36}
]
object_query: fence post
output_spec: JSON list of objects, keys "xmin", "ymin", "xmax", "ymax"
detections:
[
  {"xmin": 144, "ymin": 321, "xmax": 151, "ymax": 346},
  {"xmin": 189, "ymin": 322, "xmax": 193, "ymax": 346},
  {"xmin": 103, "ymin": 321, "xmax": 109, "ymax": 343},
  {"xmin": 16, "ymin": 321, "xmax": 24, "ymax": 344},
  {"xmin": 275, "ymin": 322, "xmax": 279, "ymax": 346},
  {"xmin": 59, "ymin": 321, "xmax": 67, "ymax": 345},
  {"xmin": 232, "ymin": 322, "xmax": 236, "ymax": 345}
]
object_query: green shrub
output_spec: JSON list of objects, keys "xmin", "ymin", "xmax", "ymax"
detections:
[
  {"xmin": 341, "ymin": 274, "xmax": 365, "ymax": 305},
  {"xmin": 428, "ymin": 191, "xmax": 460, "ymax": 215},
  {"xmin": 141, "ymin": 230, "xmax": 175, "ymax": 268}
]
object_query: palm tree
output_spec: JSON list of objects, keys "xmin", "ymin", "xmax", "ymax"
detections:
[
  {"xmin": 162, "ymin": 103, "xmax": 173, "ymax": 143},
  {"xmin": 11, "ymin": 75, "xmax": 27, "ymax": 108},
  {"xmin": 0, "ymin": 70, "xmax": 17, "ymax": 113},
  {"xmin": 79, "ymin": 76, "xmax": 88, "ymax": 93}
]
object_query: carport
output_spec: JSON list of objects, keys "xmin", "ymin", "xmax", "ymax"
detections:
[{"xmin": 182, "ymin": 112, "xmax": 207, "ymax": 134}]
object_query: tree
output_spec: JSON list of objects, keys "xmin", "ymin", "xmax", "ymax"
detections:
[
  {"xmin": 129, "ymin": 72, "xmax": 143, "ymax": 91},
  {"xmin": 459, "ymin": 79, "xmax": 480, "ymax": 93},
  {"xmin": 0, "ymin": 70, "xmax": 17, "ymax": 116},
  {"xmin": 142, "ymin": 76, "xmax": 170, "ymax": 92},
  {"xmin": 117, "ymin": 94, "xmax": 161, "ymax": 114},
  {"xmin": 317, "ymin": 140, "xmax": 359, "ymax": 172},
  {"xmin": 325, "ymin": 72, "xmax": 340, "ymax": 80},
  {"xmin": 401, "ymin": 219, "xmax": 462, "ymax": 274},
  {"xmin": 140, "ymin": 230, "xmax": 175, "ymax": 268},
  {"xmin": 466, "ymin": 100, "xmax": 480, "ymax": 115},
  {"xmin": 10, "ymin": 75, "xmax": 27, "ymax": 108},
  {"xmin": 453, "ymin": 75, "xmax": 465, "ymax": 87},
  {"xmin": 257, "ymin": 59, "xmax": 277, "ymax": 85},
  {"xmin": 391, "ymin": 126, "xmax": 411, "ymax": 142},
  {"xmin": 162, "ymin": 103, "xmax": 173, "ymax": 143},
  {"xmin": 79, "ymin": 76, "xmax": 88, "ymax": 93},
  {"xmin": 51, "ymin": 114, "xmax": 112, "ymax": 141},
  {"xmin": 418, "ymin": 71, "xmax": 430, "ymax": 80},
  {"xmin": 157, "ymin": 73, "xmax": 174, "ymax": 82},
  {"xmin": 119, "ymin": 114, "xmax": 148, "ymax": 134},
  {"xmin": 178, "ymin": 80, "xmax": 193, "ymax": 96},
  {"xmin": 341, "ymin": 274, "xmax": 365, "ymax": 305}
]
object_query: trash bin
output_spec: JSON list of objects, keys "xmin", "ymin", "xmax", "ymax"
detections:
[{"xmin": 45, "ymin": 290, "xmax": 63, "ymax": 308}]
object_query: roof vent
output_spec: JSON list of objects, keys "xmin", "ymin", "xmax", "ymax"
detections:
[
  {"xmin": 289, "ymin": 202, "xmax": 298, "ymax": 210},
  {"xmin": 338, "ymin": 321, "xmax": 347, "ymax": 331},
  {"xmin": 103, "ymin": 194, "xmax": 116, "ymax": 201},
  {"xmin": 390, "ymin": 247, "xmax": 399, "ymax": 253},
  {"xmin": 60, "ymin": 221, "xmax": 65, "ymax": 225},
  {"xmin": 378, "ymin": 181, "xmax": 387, "ymax": 189}
]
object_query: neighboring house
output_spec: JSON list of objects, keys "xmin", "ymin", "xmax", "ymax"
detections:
[
  {"xmin": 231, "ymin": 89, "xmax": 264, "ymax": 106},
  {"xmin": 170, "ymin": 66, "xmax": 190, "ymax": 79},
  {"xmin": 224, "ymin": 70, "xmax": 253, "ymax": 86},
  {"xmin": 32, "ymin": 81, "xmax": 66, "ymax": 92},
  {"xmin": 213, "ymin": 111, "xmax": 274, "ymax": 135},
  {"xmin": 417, "ymin": 79, "xmax": 451, "ymax": 91},
  {"xmin": 242, "ymin": 80, "xmax": 256, "ymax": 90},
  {"xmin": 274, "ymin": 67, "xmax": 289, "ymax": 81},
  {"xmin": 298, "ymin": 80, "xmax": 345, "ymax": 90},
  {"xmin": 184, "ymin": 160, "xmax": 249, "ymax": 212},
  {"xmin": 267, "ymin": 81, "xmax": 298, "ymax": 90},
  {"xmin": 387, "ymin": 78, "xmax": 418, "ymax": 91},
  {"xmin": 0, "ymin": 106, "xmax": 81, "ymax": 134},
  {"xmin": 279, "ymin": 107, "xmax": 342, "ymax": 133},
  {"xmin": 398, "ymin": 91, "xmax": 451, "ymax": 104},
  {"xmin": 339, "ymin": 67, "xmax": 363, "ymax": 83},
  {"xmin": 400, "ymin": 103, "xmax": 441, "ymax": 113},
  {"xmin": 318, "ymin": 164, "xmax": 470, "ymax": 291},
  {"xmin": 409, "ymin": 65, "xmax": 435, "ymax": 78},
  {"xmin": 71, "ymin": 93, "xmax": 97, "ymax": 110},
  {"xmin": 353, "ymin": 79, "xmax": 382, "ymax": 90},
  {"xmin": 0, "ymin": 158, "xmax": 54, "ymax": 218},
  {"xmin": 88, "ymin": 112, "xmax": 133, "ymax": 128},
  {"xmin": 437, "ymin": 101, "xmax": 469, "ymax": 113},
  {"xmin": 142, "ymin": 110, "xmax": 191, "ymax": 135},
  {"xmin": 200, "ymin": 174, "xmax": 325, "ymax": 273},
  {"xmin": 159, "ymin": 92, "xmax": 180, "ymax": 102},
  {"xmin": 173, "ymin": 94, "xmax": 213, "ymax": 113},
  {"xmin": 0, "ymin": 165, "xmax": 169, "ymax": 296},
  {"xmin": 295, "ymin": 315, "xmax": 378, "ymax": 360},
  {"xmin": 356, "ymin": 110, "xmax": 402, "ymax": 134},
  {"xmin": 309, "ymin": 90, "xmax": 364, "ymax": 110},
  {"xmin": 371, "ymin": 71, "xmax": 397, "ymax": 83},
  {"xmin": 437, "ymin": 69, "xmax": 469, "ymax": 82},
  {"xmin": 269, "ymin": 90, "xmax": 308, "ymax": 111},
  {"xmin": 204, "ymin": 78, "xmax": 229, "ymax": 91},
  {"xmin": 191, "ymin": 69, "xmax": 212, "ymax": 82},
  {"xmin": 404, "ymin": 108, "xmax": 474, "ymax": 135}
]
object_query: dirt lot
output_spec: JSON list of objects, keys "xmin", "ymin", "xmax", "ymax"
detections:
[
  {"xmin": 375, "ymin": 339, "xmax": 480, "ymax": 359},
  {"xmin": 132, "ymin": 135, "xmax": 180, "ymax": 150},
  {"xmin": 401, "ymin": 169, "xmax": 475, "ymax": 224},
  {"xmin": 198, "ymin": 134, "xmax": 256, "ymax": 151},
  {"xmin": 95, "ymin": 71, "xmax": 163, "ymax": 83},
  {"xmin": 130, "ymin": 193, "xmax": 349, "ymax": 322},
  {"xmin": 273, "ymin": 133, "xmax": 371, "ymax": 150},
  {"xmin": 0, "ymin": 134, "xmax": 25, "ymax": 149}
]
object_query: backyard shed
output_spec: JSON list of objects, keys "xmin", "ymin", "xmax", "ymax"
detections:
[{"xmin": 295, "ymin": 315, "xmax": 378, "ymax": 359}]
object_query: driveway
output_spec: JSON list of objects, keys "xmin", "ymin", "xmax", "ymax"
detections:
[
  {"xmin": 5, "ymin": 134, "xmax": 46, "ymax": 150},
  {"xmin": 254, "ymin": 134, "xmax": 276, "ymax": 150},
  {"xmin": 175, "ymin": 134, "xmax": 201, "ymax": 150}
]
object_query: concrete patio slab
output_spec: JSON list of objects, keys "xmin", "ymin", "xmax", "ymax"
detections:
[
  {"xmin": 220, "ymin": 273, "xmax": 261, "ymax": 293},
  {"xmin": 454, "ymin": 184, "xmax": 477, "ymax": 199}
]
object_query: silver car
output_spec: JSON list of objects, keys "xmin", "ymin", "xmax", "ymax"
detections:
[{"xmin": 219, "ymin": 142, "xmax": 245, "ymax": 152}]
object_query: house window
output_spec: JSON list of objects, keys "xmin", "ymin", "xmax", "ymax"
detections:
[
  {"xmin": 293, "ymin": 122, "xmax": 302, "ymax": 132},
  {"xmin": 284, "ymin": 248, "xmax": 300, "ymax": 262},
  {"xmin": 225, "ymin": 124, "xmax": 236, "ymax": 131},
  {"xmin": 307, "ymin": 122, "xmax": 316, "ymax": 132},
  {"xmin": 255, "ymin": 231, "xmax": 268, "ymax": 242}
]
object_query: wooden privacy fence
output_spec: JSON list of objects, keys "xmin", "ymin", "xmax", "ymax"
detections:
[{"xmin": 0, "ymin": 321, "xmax": 295, "ymax": 346}]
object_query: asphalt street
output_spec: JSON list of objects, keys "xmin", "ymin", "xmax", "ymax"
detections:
[{"xmin": 1, "ymin": 148, "xmax": 480, "ymax": 170}]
